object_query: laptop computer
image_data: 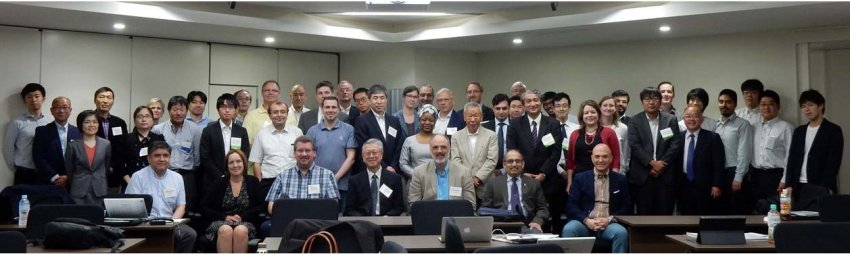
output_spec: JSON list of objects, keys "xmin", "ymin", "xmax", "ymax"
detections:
[
  {"xmin": 537, "ymin": 237, "xmax": 596, "ymax": 253},
  {"xmin": 439, "ymin": 216, "xmax": 494, "ymax": 242},
  {"xmin": 104, "ymin": 198, "xmax": 148, "ymax": 219}
]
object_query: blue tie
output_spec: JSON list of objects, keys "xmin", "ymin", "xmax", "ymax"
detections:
[
  {"xmin": 510, "ymin": 177, "xmax": 520, "ymax": 212},
  {"xmin": 498, "ymin": 123, "xmax": 505, "ymax": 162},
  {"xmin": 687, "ymin": 134, "xmax": 695, "ymax": 181}
]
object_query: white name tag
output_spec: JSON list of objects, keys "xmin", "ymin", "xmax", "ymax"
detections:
[
  {"xmin": 164, "ymin": 188, "xmax": 177, "ymax": 198},
  {"xmin": 450, "ymin": 186, "xmax": 462, "ymax": 197},
  {"xmin": 660, "ymin": 127, "xmax": 674, "ymax": 140},
  {"xmin": 308, "ymin": 184, "xmax": 320, "ymax": 195},
  {"xmin": 139, "ymin": 148, "xmax": 148, "ymax": 157},
  {"xmin": 446, "ymin": 127, "xmax": 458, "ymax": 136},
  {"xmin": 541, "ymin": 133, "xmax": 555, "ymax": 147},
  {"xmin": 379, "ymin": 184, "xmax": 393, "ymax": 198},
  {"xmin": 111, "ymin": 127, "xmax": 123, "ymax": 136},
  {"xmin": 230, "ymin": 137, "xmax": 242, "ymax": 150},
  {"xmin": 562, "ymin": 138, "xmax": 569, "ymax": 151},
  {"xmin": 387, "ymin": 127, "xmax": 397, "ymax": 138}
]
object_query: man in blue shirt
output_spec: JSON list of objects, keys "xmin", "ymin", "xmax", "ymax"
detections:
[
  {"xmin": 408, "ymin": 135, "xmax": 475, "ymax": 208},
  {"xmin": 307, "ymin": 96, "xmax": 356, "ymax": 211},
  {"xmin": 125, "ymin": 141, "xmax": 197, "ymax": 253}
]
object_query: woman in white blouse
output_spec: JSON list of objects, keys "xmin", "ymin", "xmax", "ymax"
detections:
[{"xmin": 600, "ymin": 96, "xmax": 630, "ymax": 174}]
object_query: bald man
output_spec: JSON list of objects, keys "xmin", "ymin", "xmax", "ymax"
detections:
[
  {"xmin": 34, "ymin": 96, "xmax": 82, "ymax": 186},
  {"xmin": 510, "ymin": 81, "xmax": 527, "ymax": 97},
  {"xmin": 408, "ymin": 135, "xmax": 476, "ymax": 208},
  {"xmin": 286, "ymin": 84, "xmax": 310, "ymax": 126},
  {"xmin": 675, "ymin": 106, "xmax": 725, "ymax": 215}
]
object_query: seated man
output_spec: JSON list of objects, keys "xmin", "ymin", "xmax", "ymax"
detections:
[
  {"xmin": 345, "ymin": 138, "xmax": 404, "ymax": 216},
  {"xmin": 408, "ymin": 134, "xmax": 476, "ymax": 208},
  {"xmin": 125, "ymin": 141, "xmax": 197, "ymax": 253},
  {"xmin": 479, "ymin": 149, "xmax": 549, "ymax": 232},
  {"xmin": 562, "ymin": 144, "xmax": 631, "ymax": 253}
]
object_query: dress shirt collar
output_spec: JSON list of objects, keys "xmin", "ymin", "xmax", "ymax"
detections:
[
  {"xmin": 322, "ymin": 119, "xmax": 341, "ymax": 131},
  {"xmin": 24, "ymin": 112, "xmax": 46, "ymax": 120},
  {"xmin": 220, "ymin": 119, "xmax": 233, "ymax": 130},
  {"xmin": 594, "ymin": 169, "xmax": 610, "ymax": 179},
  {"xmin": 762, "ymin": 117, "xmax": 780, "ymax": 126},
  {"xmin": 505, "ymin": 174, "xmax": 522, "ymax": 182},
  {"xmin": 687, "ymin": 129, "xmax": 700, "ymax": 139},
  {"xmin": 719, "ymin": 113, "xmax": 739, "ymax": 125},
  {"xmin": 372, "ymin": 109, "xmax": 385, "ymax": 119},
  {"xmin": 367, "ymin": 168, "xmax": 382, "ymax": 180},
  {"xmin": 495, "ymin": 118, "xmax": 509, "ymax": 126},
  {"xmin": 55, "ymin": 121, "xmax": 69, "ymax": 130},
  {"xmin": 526, "ymin": 113, "xmax": 542, "ymax": 125},
  {"xmin": 272, "ymin": 124, "xmax": 289, "ymax": 133}
]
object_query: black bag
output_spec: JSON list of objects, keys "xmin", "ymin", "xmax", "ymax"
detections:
[
  {"xmin": 478, "ymin": 207, "xmax": 523, "ymax": 222},
  {"xmin": 43, "ymin": 217, "xmax": 125, "ymax": 252}
]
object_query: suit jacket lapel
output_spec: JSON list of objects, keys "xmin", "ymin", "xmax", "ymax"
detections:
[
  {"xmin": 367, "ymin": 112, "xmax": 386, "ymax": 142},
  {"xmin": 212, "ymin": 122, "xmax": 225, "ymax": 154}
]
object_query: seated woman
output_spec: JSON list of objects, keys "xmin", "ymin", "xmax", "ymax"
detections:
[{"xmin": 200, "ymin": 150, "xmax": 264, "ymax": 253}]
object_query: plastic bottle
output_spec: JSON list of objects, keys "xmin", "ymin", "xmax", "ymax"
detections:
[
  {"xmin": 779, "ymin": 189, "xmax": 791, "ymax": 221},
  {"xmin": 257, "ymin": 242, "xmax": 268, "ymax": 254},
  {"xmin": 18, "ymin": 195, "xmax": 30, "ymax": 227},
  {"xmin": 767, "ymin": 204, "xmax": 780, "ymax": 244}
]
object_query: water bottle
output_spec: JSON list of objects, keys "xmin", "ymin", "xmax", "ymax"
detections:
[
  {"xmin": 767, "ymin": 204, "xmax": 780, "ymax": 244},
  {"xmin": 779, "ymin": 189, "xmax": 791, "ymax": 221},
  {"xmin": 18, "ymin": 195, "xmax": 30, "ymax": 227}
]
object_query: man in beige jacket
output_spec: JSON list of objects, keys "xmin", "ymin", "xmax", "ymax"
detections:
[
  {"xmin": 451, "ymin": 102, "xmax": 498, "ymax": 199},
  {"xmin": 409, "ymin": 134, "xmax": 476, "ymax": 208}
]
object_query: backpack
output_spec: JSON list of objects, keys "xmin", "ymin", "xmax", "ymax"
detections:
[{"xmin": 43, "ymin": 217, "xmax": 125, "ymax": 252}]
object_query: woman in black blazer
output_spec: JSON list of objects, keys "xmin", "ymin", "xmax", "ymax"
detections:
[
  {"xmin": 200, "ymin": 150, "xmax": 264, "ymax": 253},
  {"xmin": 122, "ymin": 106, "xmax": 165, "ymax": 187}
]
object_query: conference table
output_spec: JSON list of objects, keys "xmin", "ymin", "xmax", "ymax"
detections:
[
  {"xmin": 665, "ymin": 234, "xmax": 775, "ymax": 252},
  {"xmin": 26, "ymin": 238, "xmax": 146, "ymax": 253},
  {"xmin": 0, "ymin": 219, "xmax": 188, "ymax": 253},
  {"xmin": 262, "ymin": 235, "xmax": 512, "ymax": 253},
  {"xmin": 339, "ymin": 216, "xmax": 525, "ymax": 235},
  {"xmin": 614, "ymin": 215, "xmax": 768, "ymax": 253}
]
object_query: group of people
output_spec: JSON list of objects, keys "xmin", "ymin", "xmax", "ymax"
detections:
[{"xmin": 4, "ymin": 78, "xmax": 842, "ymax": 253}]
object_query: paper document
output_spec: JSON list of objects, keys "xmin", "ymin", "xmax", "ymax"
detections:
[{"xmin": 685, "ymin": 232, "xmax": 768, "ymax": 241}]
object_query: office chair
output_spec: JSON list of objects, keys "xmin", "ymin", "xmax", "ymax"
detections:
[
  {"xmin": 25, "ymin": 204, "xmax": 104, "ymax": 241},
  {"xmin": 0, "ymin": 231, "xmax": 27, "ymax": 253},
  {"xmin": 774, "ymin": 222, "xmax": 850, "ymax": 252},
  {"xmin": 818, "ymin": 194, "xmax": 850, "ymax": 222},
  {"xmin": 269, "ymin": 199, "xmax": 338, "ymax": 237},
  {"xmin": 444, "ymin": 217, "xmax": 465, "ymax": 253},
  {"xmin": 382, "ymin": 240, "xmax": 408, "ymax": 253},
  {"xmin": 410, "ymin": 200, "xmax": 474, "ymax": 235},
  {"xmin": 473, "ymin": 243, "xmax": 563, "ymax": 253}
]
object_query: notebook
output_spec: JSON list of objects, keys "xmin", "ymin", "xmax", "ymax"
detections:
[{"xmin": 439, "ymin": 216, "xmax": 494, "ymax": 242}]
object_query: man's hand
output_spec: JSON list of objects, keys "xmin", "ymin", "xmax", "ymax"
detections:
[
  {"xmin": 492, "ymin": 170, "xmax": 502, "ymax": 177},
  {"xmin": 710, "ymin": 187, "xmax": 722, "ymax": 199},
  {"xmin": 523, "ymin": 173, "xmax": 535, "ymax": 179},
  {"xmin": 777, "ymin": 182, "xmax": 786, "ymax": 193},
  {"xmin": 534, "ymin": 173, "xmax": 546, "ymax": 181},
  {"xmin": 528, "ymin": 222, "xmax": 543, "ymax": 232},
  {"xmin": 595, "ymin": 217, "xmax": 611, "ymax": 230},
  {"xmin": 732, "ymin": 180, "xmax": 742, "ymax": 192},
  {"xmin": 55, "ymin": 175, "xmax": 69, "ymax": 187},
  {"xmin": 232, "ymin": 214, "xmax": 242, "ymax": 222},
  {"xmin": 386, "ymin": 166, "xmax": 397, "ymax": 173},
  {"xmin": 472, "ymin": 177, "xmax": 482, "ymax": 188},
  {"xmin": 649, "ymin": 160, "xmax": 667, "ymax": 172},
  {"xmin": 584, "ymin": 218, "xmax": 599, "ymax": 231}
]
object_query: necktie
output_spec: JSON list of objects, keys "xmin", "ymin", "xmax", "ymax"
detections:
[
  {"xmin": 560, "ymin": 124, "xmax": 566, "ymax": 138},
  {"xmin": 687, "ymin": 134, "xmax": 695, "ymax": 181},
  {"xmin": 370, "ymin": 174, "xmax": 379, "ymax": 215},
  {"xmin": 59, "ymin": 125, "xmax": 67, "ymax": 155},
  {"xmin": 531, "ymin": 121, "xmax": 538, "ymax": 147},
  {"xmin": 497, "ymin": 123, "xmax": 505, "ymax": 162},
  {"xmin": 510, "ymin": 177, "xmax": 520, "ymax": 212},
  {"xmin": 101, "ymin": 120, "xmax": 110, "ymax": 138}
]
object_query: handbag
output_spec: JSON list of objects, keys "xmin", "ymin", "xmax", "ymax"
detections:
[
  {"xmin": 43, "ymin": 217, "xmax": 125, "ymax": 252},
  {"xmin": 301, "ymin": 231, "xmax": 339, "ymax": 253}
]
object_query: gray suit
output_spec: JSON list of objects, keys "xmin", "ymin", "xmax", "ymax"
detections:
[
  {"xmin": 298, "ymin": 110, "xmax": 348, "ymax": 134},
  {"xmin": 64, "ymin": 137, "xmax": 111, "ymax": 206},
  {"xmin": 408, "ymin": 160, "xmax": 476, "ymax": 208},
  {"xmin": 480, "ymin": 175, "xmax": 549, "ymax": 226},
  {"xmin": 450, "ymin": 127, "xmax": 498, "ymax": 197},
  {"xmin": 627, "ymin": 111, "xmax": 681, "ymax": 215}
]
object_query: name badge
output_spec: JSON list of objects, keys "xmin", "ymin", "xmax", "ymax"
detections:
[
  {"xmin": 541, "ymin": 133, "xmax": 555, "ymax": 147},
  {"xmin": 660, "ymin": 127, "xmax": 674, "ymax": 140},
  {"xmin": 387, "ymin": 127, "xmax": 398, "ymax": 138},
  {"xmin": 446, "ymin": 127, "xmax": 458, "ymax": 136},
  {"xmin": 164, "ymin": 188, "xmax": 177, "ymax": 198},
  {"xmin": 230, "ymin": 137, "xmax": 242, "ymax": 150},
  {"xmin": 111, "ymin": 127, "xmax": 123, "ymax": 136},
  {"xmin": 308, "ymin": 184, "xmax": 320, "ymax": 195},
  {"xmin": 379, "ymin": 184, "xmax": 393, "ymax": 198},
  {"xmin": 139, "ymin": 148, "xmax": 148, "ymax": 157},
  {"xmin": 450, "ymin": 186, "xmax": 462, "ymax": 197},
  {"xmin": 561, "ymin": 138, "xmax": 569, "ymax": 151}
]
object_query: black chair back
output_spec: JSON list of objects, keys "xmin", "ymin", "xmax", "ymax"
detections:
[
  {"xmin": 444, "ymin": 217, "xmax": 465, "ymax": 253},
  {"xmin": 473, "ymin": 243, "xmax": 563, "ymax": 253},
  {"xmin": 381, "ymin": 240, "xmax": 408, "ymax": 253},
  {"xmin": 270, "ymin": 199, "xmax": 338, "ymax": 237},
  {"xmin": 818, "ymin": 194, "xmax": 850, "ymax": 222},
  {"xmin": 774, "ymin": 222, "xmax": 850, "ymax": 252},
  {"xmin": 0, "ymin": 231, "xmax": 26, "ymax": 253},
  {"xmin": 103, "ymin": 194, "xmax": 154, "ymax": 215},
  {"xmin": 25, "ymin": 204, "xmax": 104, "ymax": 241},
  {"xmin": 410, "ymin": 200, "xmax": 474, "ymax": 235}
]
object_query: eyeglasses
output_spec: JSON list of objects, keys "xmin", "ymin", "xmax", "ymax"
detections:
[
  {"xmin": 504, "ymin": 159, "xmax": 523, "ymax": 165},
  {"xmin": 642, "ymin": 97, "xmax": 661, "ymax": 102},
  {"xmin": 405, "ymin": 95, "xmax": 418, "ymax": 99},
  {"xmin": 51, "ymin": 106, "xmax": 70, "ymax": 111}
]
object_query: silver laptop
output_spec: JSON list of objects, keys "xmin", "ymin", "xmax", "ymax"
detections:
[
  {"xmin": 537, "ymin": 237, "xmax": 596, "ymax": 253},
  {"xmin": 104, "ymin": 198, "xmax": 148, "ymax": 219},
  {"xmin": 439, "ymin": 216, "xmax": 494, "ymax": 242}
]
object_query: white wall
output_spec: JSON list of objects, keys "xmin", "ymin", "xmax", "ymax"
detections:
[
  {"xmin": 131, "ymin": 38, "xmax": 209, "ymax": 122},
  {"xmin": 278, "ymin": 50, "xmax": 339, "ymax": 109},
  {"xmin": 0, "ymin": 26, "xmax": 40, "ymax": 189},
  {"xmin": 340, "ymin": 46, "xmax": 415, "ymax": 89},
  {"xmin": 823, "ymin": 48, "xmax": 850, "ymax": 194},
  {"xmin": 414, "ymin": 47, "xmax": 478, "ymax": 106}
]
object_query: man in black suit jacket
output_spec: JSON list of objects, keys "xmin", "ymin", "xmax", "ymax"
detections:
[
  {"xmin": 674, "ymin": 107, "xmax": 726, "ymax": 215},
  {"xmin": 298, "ymin": 82, "xmax": 349, "ymax": 133},
  {"xmin": 93, "ymin": 87, "xmax": 128, "ymax": 190},
  {"xmin": 345, "ymin": 139, "xmax": 404, "ymax": 216},
  {"xmin": 783, "ymin": 90, "xmax": 844, "ymax": 211},
  {"xmin": 506, "ymin": 90, "xmax": 564, "ymax": 233},
  {"xmin": 33, "ymin": 96, "xmax": 82, "ymax": 186},
  {"xmin": 480, "ymin": 149, "xmax": 548, "ymax": 232},
  {"xmin": 200, "ymin": 94, "xmax": 251, "ymax": 190},
  {"xmin": 433, "ymin": 88, "xmax": 466, "ymax": 138},
  {"xmin": 612, "ymin": 90, "xmax": 631, "ymax": 126},
  {"xmin": 483, "ymin": 93, "xmax": 511, "ymax": 173},
  {"xmin": 627, "ymin": 87, "xmax": 681, "ymax": 215},
  {"xmin": 355, "ymin": 85, "xmax": 404, "ymax": 173},
  {"xmin": 459, "ymin": 82, "xmax": 496, "ymax": 124}
]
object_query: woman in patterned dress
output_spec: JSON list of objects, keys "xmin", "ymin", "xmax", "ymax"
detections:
[{"xmin": 201, "ymin": 150, "xmax": 264, "ymax": 252}]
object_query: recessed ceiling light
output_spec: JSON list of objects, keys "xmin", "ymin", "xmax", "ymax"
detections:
[
  {"xmin": 659, "ymin": 25, "xmax": 671, "ymax": 32},
  {"xmin": 265, "ymin": 37, "xmax": 275, "ymax": 43},
  {"xmin": 337, "ymin": 12, "xmax": 451, "ymax": 16},
  {"xmin": 513, "ymin": 38, "xmax": 523, "ymax": 45},
  {"xmin": 113, "ymin": 23, "xmax": 126, "ymax": 30}
]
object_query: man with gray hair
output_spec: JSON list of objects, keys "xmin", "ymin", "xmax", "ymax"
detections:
[
  {"xmin": 345, "ymin": 138, "xmax": 405, "ymax": 216},
  {"xmin": 451, "ymin": 102, "xmax": 498, "ymax": 199},
  {"xmin": 409, "ymin": 135, "xmax": 476, "ymax": 207},
  {"xmin": 510, "ymin": 81, "xmax": 527, "ymax": 97},
  {"xmin": 434, "ymin": 88, "xmax": 465, "ymax": 137}
]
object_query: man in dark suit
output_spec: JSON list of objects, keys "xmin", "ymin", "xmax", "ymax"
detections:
[
  {"xmin": 299, "ymin": 81, "xmax": 348, "ymax": 133},
  {"xmin": 33, "ymin": 96, "xmax": 82, "ymax": 187},
  {"xmin": 612, "ymin": 90, "xmax": 631, "ymax": 126},
  {"xmin": 355, "ymin": 84, "xmax": 404, "ymax": 174},
  {"xmin": 627, "ymin": 87, "xmax": 681, "ymax": 215},
  {"xmin": 480, "ymin": 149, "xmax": 549, "ymax": 232},
  {"xmin": 346, "ymin": 87, "xmax": 369, "ymax": 128},
  {"xmin": 506, "ymin": 90, "xmax": 564, "ymax": 233},
  {"xmin": 434, "ymin": 88, "xmax": 466, "ymax": 137},
  {"xmin": 674, "ymin": 106, "xmax": 726, "ymax": 215},
  {"xmin": 482, "ymin": 94, "xmax": 510, "ymax": 175},
  {"xmin": 93, "ymin": 87, "xmax": 128, "ymax": 191},
  {"xmin": 459, "ymin": 82, "xmax": 496, "ymax": 123},
  {"xmin": 345, "ymin": 138, "xmax": 404, "ymax": 216},
  {"xmin": 783, "ymin": 89, "xmax": 844, "ymax": 211},
  {"xmin": 200, "ymin": 94, "xmax": 251, "ymax": 191},
  {"xmin": 562, "ymin": 144, "xmax": 631, "ymax": 253}
]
